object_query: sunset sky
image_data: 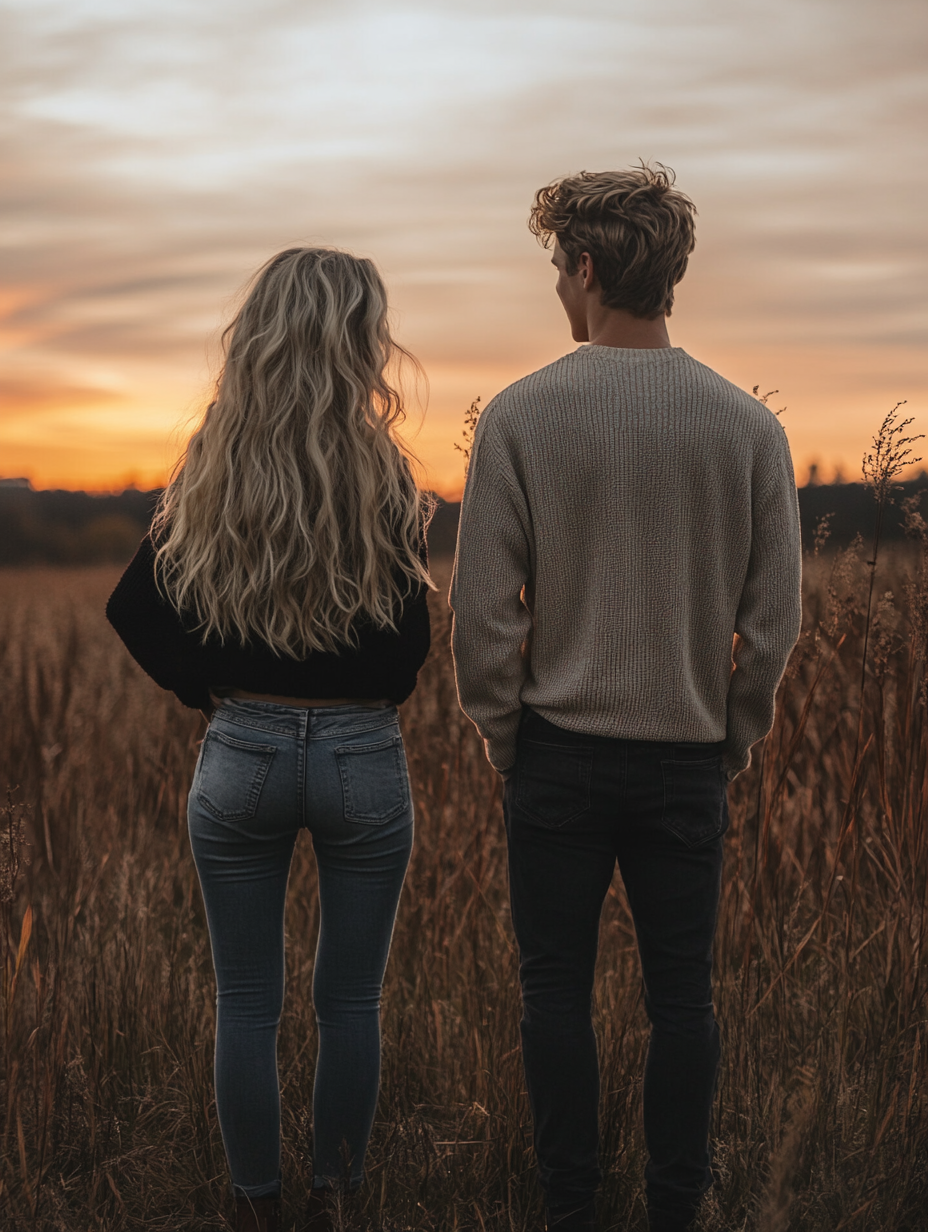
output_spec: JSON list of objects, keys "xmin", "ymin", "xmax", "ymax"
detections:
[{"xmin": 2, "ymin": 0, "xmax": 925, "ymax": 498}]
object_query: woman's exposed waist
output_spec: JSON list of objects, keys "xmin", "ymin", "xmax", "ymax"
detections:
[{"xmin": 211, "ymin": 687, "xmax": 391, "ymax": 709}]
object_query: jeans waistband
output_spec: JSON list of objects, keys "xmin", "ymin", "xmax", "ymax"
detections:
[
  {"xmin": 521, "ymin": 707, "xmax": 724, "ymax": 756},
  {"xmin": 213, "ymin": 697, "xmax": 399, "ymax": 739}
]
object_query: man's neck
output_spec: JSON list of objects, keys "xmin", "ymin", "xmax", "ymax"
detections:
[{"xmin": 583, "ymin": 307, "xmax": 672, "ymax": 350}]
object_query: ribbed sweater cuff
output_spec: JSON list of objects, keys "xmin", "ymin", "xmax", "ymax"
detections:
[{"xmin": 483, "ymin": 717, "xmax": 521, "ymax": 776}]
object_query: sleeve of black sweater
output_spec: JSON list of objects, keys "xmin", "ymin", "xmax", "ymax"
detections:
[{"xmin": 105, "ymin": 536, "xmax": 212, "ymax": 710}]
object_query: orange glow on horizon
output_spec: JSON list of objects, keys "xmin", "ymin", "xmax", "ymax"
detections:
[{"xmin": 4, "ymin": 356, "xmax": 924, "ymax": 501}]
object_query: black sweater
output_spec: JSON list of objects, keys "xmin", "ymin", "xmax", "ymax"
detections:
[{"xmin": 106, "ymin": 536, "xmax": 431, "ymax": 710}]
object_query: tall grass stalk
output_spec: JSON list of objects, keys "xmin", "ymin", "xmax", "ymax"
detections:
[{"xmin": 857, "ymin": 402, "xmax": 922, "ymax": 761}]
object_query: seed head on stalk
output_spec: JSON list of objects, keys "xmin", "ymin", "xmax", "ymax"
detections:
[
  {"xmin": 855, "ymin": 403, "xmax": 923, "ymax": 759},
  {"xmin": 454, "ymin": 397, "xmax": 482, "ymax": 478},
  {"xmin": 862, "ymin": 402, "xmax": 921, "ymax": 513}
]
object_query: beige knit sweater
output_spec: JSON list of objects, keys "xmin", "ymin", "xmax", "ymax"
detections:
[{"xmin": 450, "ymin": 345, "xmax": 802, "ymax": 779}]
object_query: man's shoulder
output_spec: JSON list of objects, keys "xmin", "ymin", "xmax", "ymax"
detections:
[
  {"xmin": 479, "ymin": 347, "xmax": 786, "ymax": 443},
  {"xmin": 485, "ymin": 352, "xmax": 578, "ymax": 411},
  {"xmin": 477, "ymin": 352, "xmax": 582, "ymax": 440},
  {"xmin": 681, "ymin": 355, "xmax": 787, "ymax": 434}
]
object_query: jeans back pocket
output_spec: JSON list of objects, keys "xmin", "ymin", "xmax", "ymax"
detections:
[
  {"xmin": 660, "ymin": 756, "xmax": 728, "ymax": 848},
  {"xmin": 515, "ymin": 739, "xmax": 594, "ymax": 828},
  {"xmin": 335, "ymin": 735, "xmax": 410, "ymax": 825},
  {"xmin": 196, "ymin": 728, "xmax": 277, "ymax": 822}
]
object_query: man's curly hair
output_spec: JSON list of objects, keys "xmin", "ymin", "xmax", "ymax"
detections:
[{"xmin": 529, "ymin": 162, "xmax": 697, "ymax": 319}]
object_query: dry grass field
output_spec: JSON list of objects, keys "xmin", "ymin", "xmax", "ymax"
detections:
[{"xmin": 2, "ymin": 515, "xmax": 928, "ymax": 1229}]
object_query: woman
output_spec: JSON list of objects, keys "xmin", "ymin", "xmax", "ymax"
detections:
[{"xmin": 107, "ymin": 248, "xmax": 433, "ymax": 1232}]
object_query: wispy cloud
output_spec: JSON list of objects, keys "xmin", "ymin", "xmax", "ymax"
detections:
[{"xmin": 1, "ymin": 0, "xmax": 925, "ymax": 490}]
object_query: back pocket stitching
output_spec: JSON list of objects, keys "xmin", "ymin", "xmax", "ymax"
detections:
[
  {"xmin": 516, "ymin": 742, "xmax": 595, "ymax": 829},
  {"xmin": 196, "ymin": 729, "xmax": 277, "ymax": 822},
  {"xmin": 335, "ymin": 736, "xmax": 409, "ymax": 826},
  {"xmin": 660, "ymin": 757, "xmax": 726, "ymax": 848}
]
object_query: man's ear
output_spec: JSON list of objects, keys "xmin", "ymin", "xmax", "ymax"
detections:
[{"xmin": 578, "ymin": 252, "xmax": 595, "ymax": 291}]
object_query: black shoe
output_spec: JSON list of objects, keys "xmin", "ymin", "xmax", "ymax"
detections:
[
  {"xmin": 306, "ymin": 1183, "xmax": 365, "ymax": 1232},
  {"xmin": 234, "ymin": 1195, "xmax": 281, "ymax": 1232},
  {"xmin": 648, "ymin": 1213, "xmax": 696, "ymax": 1232},
  {"xmin": 304, "ymin": 1186, "xmax": 334, "ymax": 1232},
  {"xmin": 545, "ymin": 1199, "xmax": 595, "ymax": 1232}
]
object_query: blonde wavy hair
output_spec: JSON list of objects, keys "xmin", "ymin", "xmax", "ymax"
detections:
[{"xmin": 152, "ymin": 247, "xmax": 434, "ymax": 655}]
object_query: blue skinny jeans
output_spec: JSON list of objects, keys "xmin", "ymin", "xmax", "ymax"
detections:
[{"xmin": 187, "ymin": 698, "xmax": 413, "ymax": 1200}]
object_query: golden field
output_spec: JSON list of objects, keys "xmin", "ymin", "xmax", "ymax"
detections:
[{"xmin": 1, "ymin": 514, "xmax": 928, "ymax": 1229}]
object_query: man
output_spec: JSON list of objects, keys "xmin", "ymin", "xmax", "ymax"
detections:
[{"xmin": 450, "ymin": 164, "xmax": 802, "ymax": 1232}]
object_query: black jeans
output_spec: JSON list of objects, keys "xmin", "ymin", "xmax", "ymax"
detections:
[{"xmin": 504, "ymin": 709, "xmax": 728, "ymax": 1228}]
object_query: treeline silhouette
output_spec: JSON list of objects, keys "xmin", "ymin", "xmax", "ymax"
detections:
[
  {"xmin": 424, "ymin": 478, "xmax": 928, "ymax": 558},
  {"xmin": 0, "ymin": 484, "xmax": 160, "ymax": 565},
  {"xmin": 2, "ymin": 476, "xmax": 927, "ymax": 566}
]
